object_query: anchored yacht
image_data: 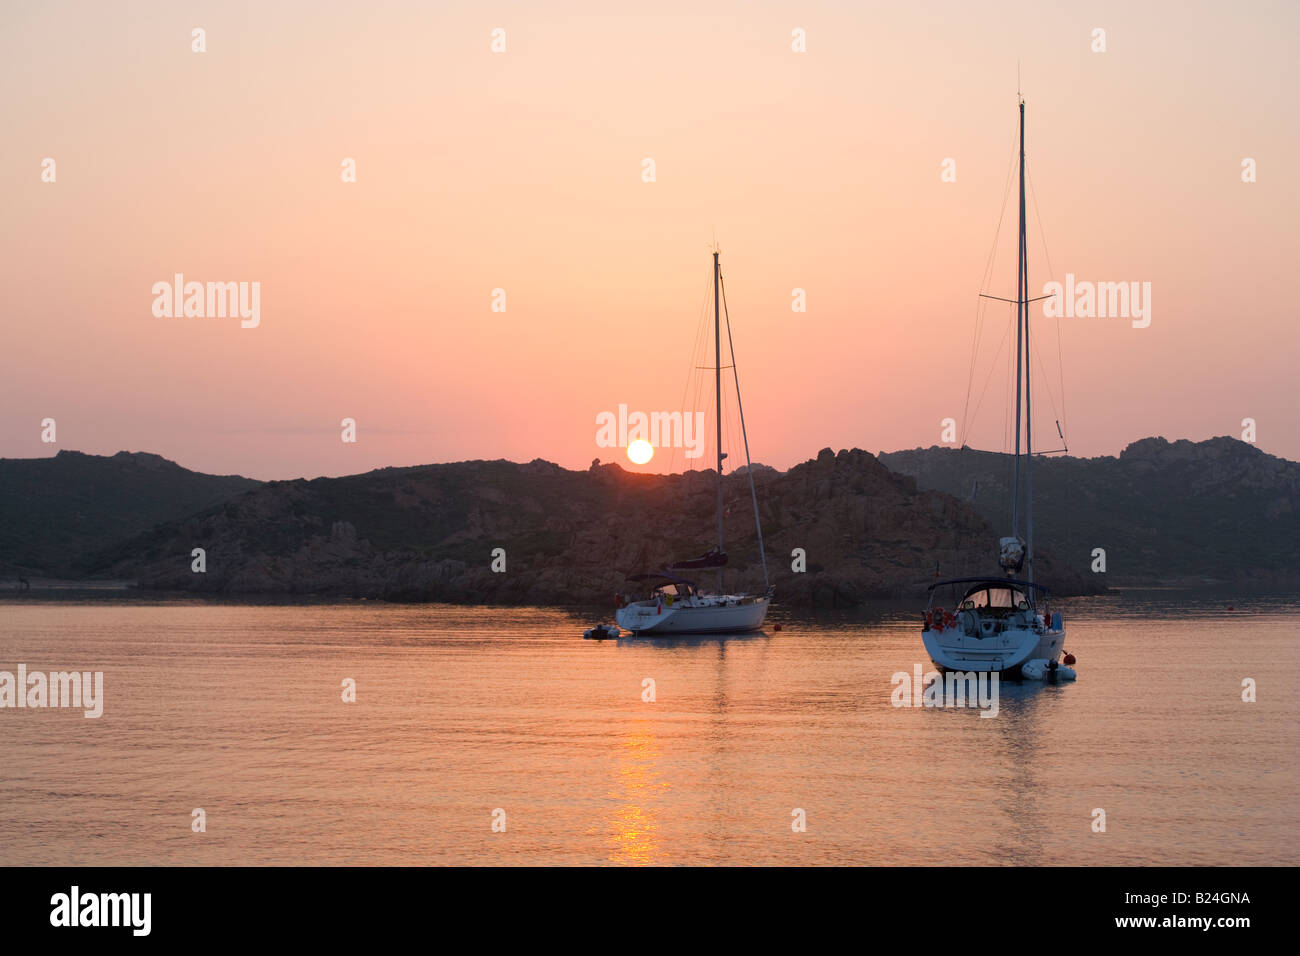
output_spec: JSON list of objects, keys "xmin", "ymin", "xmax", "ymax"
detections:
[
  {"xmin": 920, "ymin": 98, "xmax": 1072, "ymax": 679},
  {"xmin": 616, "ymin": 251, "xmax": 773, "ymax": 636}
]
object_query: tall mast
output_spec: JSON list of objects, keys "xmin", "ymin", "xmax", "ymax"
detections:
[
  {"xmin": 714, "ymin": 250, "xmax": 724, "ymax": 592},
  {"xmin": 1011, "ymin": 100, "xmax": 1025, "ymax": 546},
  {"xmin": 1021, "ymin": 100, "xmax": 1034, "ymax": 585}
]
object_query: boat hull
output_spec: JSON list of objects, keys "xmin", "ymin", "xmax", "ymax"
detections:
[
  {"xmin": 616, "ymin": 596, "xmax": 771, "ymax": 635},
  {"xmin": 922, "ymin": 623, "xmax": 1064, "ymax": 675}
]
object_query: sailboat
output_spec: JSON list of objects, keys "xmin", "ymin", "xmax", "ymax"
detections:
[
  {"xmin": 615, "ymin": 250, "xmax": 773, "ymax": 635},
  {"xmin": 921, "ymin": 98, "xmax": 1071, "ymax": 679}
]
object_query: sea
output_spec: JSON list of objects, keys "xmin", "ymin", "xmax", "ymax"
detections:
[{"xmin": 1, "ymin": 590, "xmax": 1295, "ymax": 866}]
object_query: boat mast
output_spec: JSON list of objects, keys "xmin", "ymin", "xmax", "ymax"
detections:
[
  {"xmin": 1021, "ymin": 100, "xmax": 1034, "ymax": 586},
  {"xmin": 1011, "ymin": 99, "xmax": 1025, "ymax": 551},
  {"xmin": 714, "ymin": 250, "xmax": 724, "ymax": 592}
]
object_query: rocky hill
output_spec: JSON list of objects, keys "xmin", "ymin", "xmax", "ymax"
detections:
[
  {"xmin": 0, "ymin": 450, "xmax": 260, "ymax": 577},
  {"xmin": 879, "ymin": 437, "xmax": 1300, "ymax": 587},
  {"xmin": 82, "ymin": 448, "xmax": 1095, "ymax": 605},
  {"xmin": 19, "ymin": 438, "xmax": 1276, "ymax": 604}
]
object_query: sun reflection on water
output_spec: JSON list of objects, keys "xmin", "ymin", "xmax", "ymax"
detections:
[{"xmin": 606, "ymin": 725, "xmax": 669, "ymax": 865}]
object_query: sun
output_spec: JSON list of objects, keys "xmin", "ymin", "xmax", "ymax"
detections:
[{"xmin": 627, "ymin": 439, "xmax": 654, "ymax": 465}]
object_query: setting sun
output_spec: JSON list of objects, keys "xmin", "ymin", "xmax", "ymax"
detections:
[{"xmin": 627, "ymin": 440, "xmax": 654, "ymax": 465}]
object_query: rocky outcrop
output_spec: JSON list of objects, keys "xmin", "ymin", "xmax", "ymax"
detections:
[
  {"xmin": 86, "ymin": 448, "xmax": 1097, "ymax": 605},
  {"xmin": 880, "ymin": 437, "xmax": 1300, "ymax": 587}
]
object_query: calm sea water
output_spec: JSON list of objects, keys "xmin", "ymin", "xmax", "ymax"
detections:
[{"xmin": 1, "ymin": 592, "xmax": 1295, "ymax": 866}]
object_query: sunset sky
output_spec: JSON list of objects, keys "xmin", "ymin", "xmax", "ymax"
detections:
[{"xmin": 2, "ymin": 0, "xmax": 1296, "ymax": 480}]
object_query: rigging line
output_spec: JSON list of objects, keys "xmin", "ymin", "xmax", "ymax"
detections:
[
  {"xmin": 961, "ymin": 124, "xmax": 1020, "ymax": 445},
  {"xmin": 725, "ymin": 365, "xmax": 741, "ymax": 473},
  {"xmin": 690, "ymin": 280, "xmax": 714, "ymax": 474},
  {"xmin": 1030, "ymin": 168, "xmax": 1073, "ymax": 553},
  {"xmin": 719, "ymin": 357, "xmax": 730, "ymax": 476},
  {"xmin": 668, "ymin": 277, "xmax": 699, "ymax": 475},
  {"xmin": 1031, "ymin": 342, "xmax": 1062, "ymax": 434},
  {"xmin": 1028, "ymin": 167, "xmax": 1068, "ymax": 443},
  {"xmin": 692, "ymin": 271, "xmax": 716, "ymax": 470},
  {"xmin": 1004, "ymin": 317, "xmax": 1011, "ymax": 456},
  {"xmin": 719, "ymin": 270, "xmax": 769, "ymax": 590},
  {"xmin": 670, "ymin": 272, "xmax": 712, "ymax": 475},
  {"xmin": 699, "ymin": 362, "xmax": 717, "ymax": 479},
  {"xmin": 695, "ymin": 356, "xmax": 712, "ymax": 476},
  {"xmin": 1027, "ymin": 168, "xmax": 1056, "ymax": 279},
  {"xmin": 960, "ymin": 297, "xmax": 987, "ymax": 448},
  {"xmin": 966, "ymin": 306, "xmax": 1016, "ymax": 451},
  {"xmin": 1005, "ymin": 308, "xmax": 1015, "ymax": 530}
]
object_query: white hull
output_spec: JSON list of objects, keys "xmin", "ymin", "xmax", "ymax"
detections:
[
  {"xmin": 616, "ymin": 595, "xmax": 771, "ymax": 635},
  {"xmin": 922, "ymin": 621, "xmax": 1064, "ymax": 674}
]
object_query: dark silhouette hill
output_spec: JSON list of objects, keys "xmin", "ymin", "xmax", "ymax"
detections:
[
  {"xmin": 11, "ymin": 438, "xmax": 1285, "ymax": 603},
  {"xmin": 82, "ymin": 447, "xmax": 1095, "ymax": 605},
  {"xmin": 879, "ymin": 437, "xmax": 1300, "ymax": 587},
  {"xmin": 0, "ymin": 450, "xmax": 260, "ymax": 577}
]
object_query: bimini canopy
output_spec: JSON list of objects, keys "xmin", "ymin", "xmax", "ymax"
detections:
[
  {"xmin": 929, "ymin": 576, "xmax": 1050, "ymax": 611},
  {"xmin": 927, "ymin": 576, "xmax": 1051, "ymax": 596}
]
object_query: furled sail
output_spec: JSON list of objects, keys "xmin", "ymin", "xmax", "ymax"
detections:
[
  {"xmin": 998, "ymin": 536, "xmax": 1026, "ymax": 573},
  {"xmin": 668, "ymin": 549, "xmax": 728, "ymax": 570}
]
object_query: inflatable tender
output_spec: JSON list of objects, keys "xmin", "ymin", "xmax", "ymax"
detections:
[{"xmin": 1021, "ymin": 658, "xmax": 1077, "ymax": 681}]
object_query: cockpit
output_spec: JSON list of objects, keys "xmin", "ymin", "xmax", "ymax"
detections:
[
  {"xmin": 925, "ymin": 576, "xmax": 1051, "ymax": 638},
  {"xmin": 959, "ymin": 583, "xmax": 1031, "ymax": 616}
]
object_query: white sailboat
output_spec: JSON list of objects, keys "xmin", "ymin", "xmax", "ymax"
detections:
[
  {"xmin": 616, "ymin": 250, "xmax": 773, "ymax": 636},
  {"xmin": 920, "ymin": 98, "xmax": 1072, "ymax": 679}
]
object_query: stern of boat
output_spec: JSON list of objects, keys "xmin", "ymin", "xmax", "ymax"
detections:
[{"xmin": 922, "ymin": 623, "xmax": 1047, "ymax": 675}]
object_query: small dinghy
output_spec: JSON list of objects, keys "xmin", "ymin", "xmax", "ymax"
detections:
[
  {"xmin": 583, "ymin": 624, "xmax": 621, "ymax": 640},
  {"xmin": 1020, "ymin": 658, "xmax": 1077, "ymax": 681}
]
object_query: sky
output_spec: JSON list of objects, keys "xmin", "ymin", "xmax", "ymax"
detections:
[{"xmin": 2, "ymin": 0, "xmax": 1297, "ymax": 480}]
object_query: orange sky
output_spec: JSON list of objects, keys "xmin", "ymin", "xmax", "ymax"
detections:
[{"xmin": 2, "ymin": 1, "xmax": 1297, "ymax": 480}]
